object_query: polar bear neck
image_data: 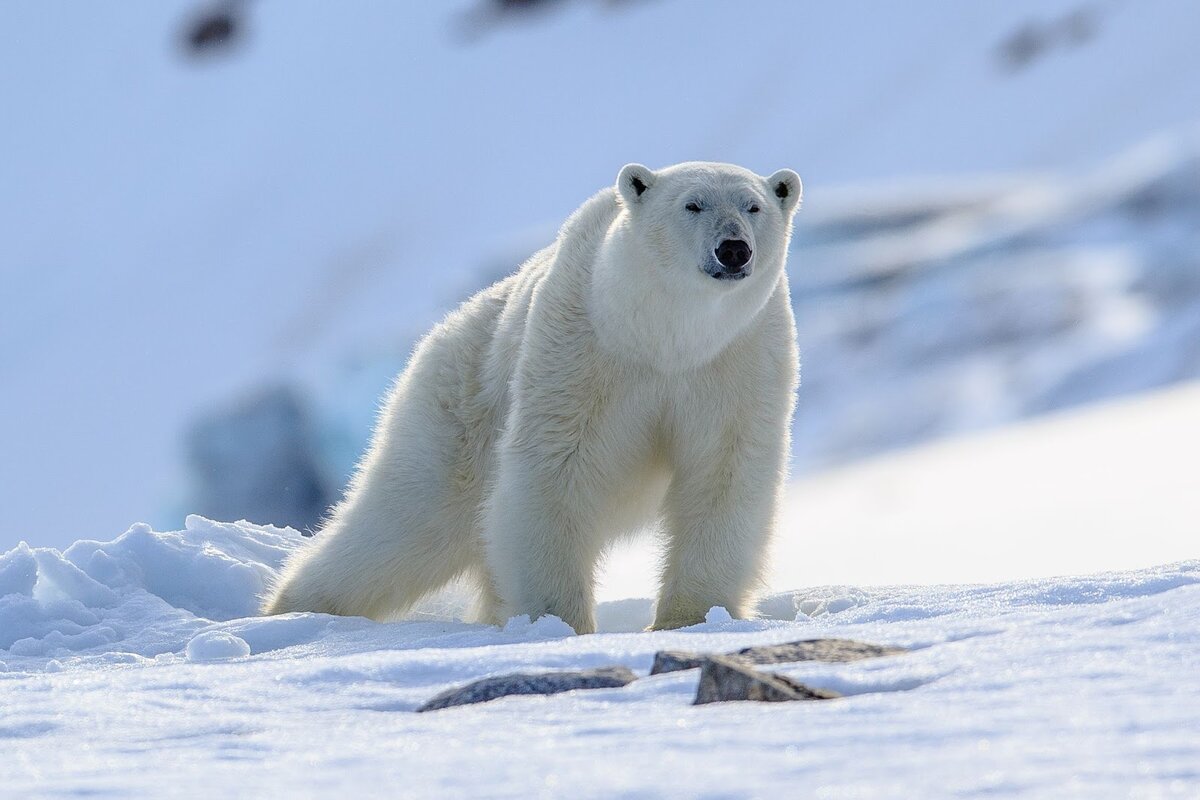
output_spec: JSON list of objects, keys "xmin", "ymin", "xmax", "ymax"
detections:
[{"xmin": 587, "ymin": 203, "xmax": 781, "ymax": 374}]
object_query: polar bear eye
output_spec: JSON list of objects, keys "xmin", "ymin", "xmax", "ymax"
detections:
[
  {"xmin": 685, "ymin": 202, "xmax": 703, "ymax": 213},
  {"xmin": 748, "ymin": 204, "xmax": 761, "ymax": 213}
]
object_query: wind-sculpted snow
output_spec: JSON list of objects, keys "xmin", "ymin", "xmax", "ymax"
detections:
[
  {"xmin": 1, "ymin": 519, "xmax": 1199, "ymax": 796},
  {"xmin": 0, "ymin": 517, "xmax": 290, "ymax": 660}
]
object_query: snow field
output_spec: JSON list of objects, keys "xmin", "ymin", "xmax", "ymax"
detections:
[{"xmin": 2, "ymin": 512, "xmax": 1198, "ymax": 797}]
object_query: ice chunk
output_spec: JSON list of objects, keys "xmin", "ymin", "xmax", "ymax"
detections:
[
  {"xmin": 704, "ymin": 606, "xmax": 734, "ymax": 624},
  {"xmin": 502, "ymin": 614, "xmax": 576, "ymax": 638}
]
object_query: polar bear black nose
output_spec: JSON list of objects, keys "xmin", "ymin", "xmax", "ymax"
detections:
[{"xmin": 715, "ymin": 239, "xmax": 752, "ymax": 271}]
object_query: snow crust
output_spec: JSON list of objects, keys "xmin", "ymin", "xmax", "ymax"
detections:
[{"xmin": 3, "ymin": 512, "xmax": 1198, "ymax": 796}]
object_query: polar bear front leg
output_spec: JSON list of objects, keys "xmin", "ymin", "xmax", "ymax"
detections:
[
  {"xmin": 483, "ymin": 443, "xmax": 605, "ymax": 634},
  {"xmin": 652, "ymin": 417, "xmax": 787, "ymax": 630},
  {"xmin": 482, "ymin": 340, "xmax": 629, "ymax": 637}
]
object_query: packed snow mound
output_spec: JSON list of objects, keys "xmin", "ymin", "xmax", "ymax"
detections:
[
  {"xmin": 0, "ymin": 517, "xmax": 298, "ymax": 662},
  {"xmin": 64, "ymin": 516, "xmax": 296, "ymax": 619},
  {"xmin": 185, "ymin": 630, "xmax": 252, "ymax": 662}
]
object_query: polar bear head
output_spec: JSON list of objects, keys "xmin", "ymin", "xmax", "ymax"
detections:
[
  {"xmin": 613, "ymin": 161, "xmax": 801, "ymax": 287},
  {"xmin": 590, "ymin": 161, "xmax": 801, "ymax": 370}
]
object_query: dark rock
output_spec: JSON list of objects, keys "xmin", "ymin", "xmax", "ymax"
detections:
[
  {"xmin": 651, "ymin": 638, "xmax": 905, "ymax": 675},
  {"xmin": 649, "ymin": 650, "xmax": 708, "ymax": 674},
  {"xmin": 693, "ymin": 657, "xmax": 840, "ymax": 705},
  {"xmin": 417, "ymin": 666, "xmax": 637, "ymax": 712},
  {"xmin": 736, "ymin": 638, "xmax": 906, "ymax": 665}
]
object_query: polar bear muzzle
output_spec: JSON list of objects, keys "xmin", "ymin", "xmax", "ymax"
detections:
[{"xmin": 710, "ymin": 238, "xmax": 753, "ymax": 280}]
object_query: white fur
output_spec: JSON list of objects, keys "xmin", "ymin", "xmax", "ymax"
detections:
[{"xmin": 261, "ymin": 161, "xmax": 802, "ymax": 633}]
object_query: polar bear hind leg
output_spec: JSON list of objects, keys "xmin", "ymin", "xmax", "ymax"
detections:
[{"xmin": 261, "ymin": 366, "xmax": 489, "ymax": 620}]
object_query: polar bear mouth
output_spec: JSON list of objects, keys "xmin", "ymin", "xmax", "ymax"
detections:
[
  {"xmin": 703, "ymin": 262, "xmax": 752, "ymax": 281},
  {"xmin": 713, "ymin": 269, "xmax": 749, "ymax": 281}
]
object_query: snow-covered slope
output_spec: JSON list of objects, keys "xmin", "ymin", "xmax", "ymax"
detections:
[
  {"xmin": 3, "ymin": 384, "xmax": 1198, "ymax": 796},
  {"xmin": 2, "ymin": 515, "xmax": 1198, "ymax": 797},
  {"xmin": 772, "ymin": 378, "xmax": 1200, "ymax": 588},
  {"xmin": 5, "ymin": 0, "xmax": 1200, "ymax": 549},
  {"xmin": 789, "ymin": 127, "xmax": 1200, "ymax": 471}
]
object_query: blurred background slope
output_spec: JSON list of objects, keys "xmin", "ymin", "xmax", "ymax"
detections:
[{"xmin": 1, "ymin": 0, "xmax": 1197, "ymax": 548}]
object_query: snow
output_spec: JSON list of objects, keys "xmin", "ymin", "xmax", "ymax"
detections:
[
  {"xmin": 3, "ymin": 4, "xmax": 1199, "ymax": 792},
  {"xmin": 785, "ymin": 127, "xmax": 1200, "ymax": 473},
  {"xmin": 2, "ymin": 388, "xmax": 1198, "ymax": 796},
  {"xmin": 501, "ymin": 613, "xmax": 578, "ymax": 639},
  {"xmin": 185, "ymin": 630, "xmax": 251, "ymax": 662},
  {"xmin": 2, "ymin": 528, "xmax": 1197, "ymax": 798},
  {"xmin": 704, "ymin": 606, "xmax": 734, "ymax": 625}
]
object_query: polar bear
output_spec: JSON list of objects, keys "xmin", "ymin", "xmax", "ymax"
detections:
[{"xmin": 262, "ymin": 161, "xmax": 801, "ymax": 633}]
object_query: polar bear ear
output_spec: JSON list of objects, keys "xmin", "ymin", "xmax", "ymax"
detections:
[
  {"xmin": 616, "ymin": 163, "xmax": 656, "ymax": 206},
  {"xmin": 767, "ymin": 169, "xmax": 803, "ymax": 215}
]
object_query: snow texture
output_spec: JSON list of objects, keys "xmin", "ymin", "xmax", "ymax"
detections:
[
  {"xmin": 2, "ymin": 510, "xmax": 1198, "ymax": 796},
  {"xmin": 186, "ymin": 630, "xmax": 252, "ymax": 662}
]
